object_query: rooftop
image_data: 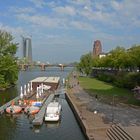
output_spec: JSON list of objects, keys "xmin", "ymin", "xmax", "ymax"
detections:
[
  {"xmin": 44, "ymin": 77, "xmax": 60, "ymax": 83},
  {"xmin": 30, "ymin": 77, "xmax": 60, "ymax": 83}
]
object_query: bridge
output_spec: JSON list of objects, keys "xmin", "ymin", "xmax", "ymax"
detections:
[{"xmin": 18, "ymin": 63, "xmax": 73, "ymax": 71}]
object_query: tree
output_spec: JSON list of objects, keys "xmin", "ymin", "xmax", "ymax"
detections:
[
  {"xmin": 128, "ymin": 45, "xmax": 140, "ymax": 71},
  {"xmin": 77, "ymin": 52, "xmax": 93, "ymax": 76},
  {"xmin": 0, "ymin": 30, "xmax": 19, "ymax": 89}
]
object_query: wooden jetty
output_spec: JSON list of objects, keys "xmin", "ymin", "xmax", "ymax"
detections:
[
  {"xmin": 32, "ymin": 94, "xmax": 54, "ymax": 125},
  {"xmin": 0, "ymin": 96, "xmax": 20, "ymax": 114},
  {"xmin": 0, "ymin": 91, "xmax": 35, "ymax": 115},
  {"xmin": 0, "ymin": 76, "xmax": 60, "ymax": 116}
]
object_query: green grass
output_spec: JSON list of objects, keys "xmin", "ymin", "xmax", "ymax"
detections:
[{"xmin": 79, "ymin": 77, "xmax": 140, "ymax": 106}]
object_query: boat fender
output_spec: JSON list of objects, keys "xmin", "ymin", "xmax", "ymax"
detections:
[
  {"xmin": 10, "ymin": 107, "xmax": 14, "ymax": 114},
  {"xmin": 27, "ymin": 107, "xmax": 30, "ymax": 114},
  {"xmin": 18, "ymin": 100, "xmax": 22, "ymax": 105},
  {"xmin": 11, "ymin": 101, "xmax": 15, "ymax": 106},
  {"xmin": 24, "ymin": 100, "xmax": 27, "ymax": 105}
]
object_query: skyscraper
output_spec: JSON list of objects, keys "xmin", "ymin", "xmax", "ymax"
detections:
[
  {"xmin": 93, "ymin": 40, "xmax": 102, "ymax": 57},
  {"xmin": 21, "ymin": 36, "xmax": 32, "ymax": 63}
]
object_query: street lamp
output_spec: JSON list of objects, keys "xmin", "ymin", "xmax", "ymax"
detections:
[{"xmin": 111, "ymin": 95, "xmax": 117, "ymax": 124}]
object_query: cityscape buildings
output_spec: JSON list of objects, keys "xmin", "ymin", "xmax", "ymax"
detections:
[
  {"xmin": 93, "ymin": 40, "xmax": 102, "ymax": 57},
  {"xmin": 21, "ymin": 36, "xmax": 32, "ymax": 63}
]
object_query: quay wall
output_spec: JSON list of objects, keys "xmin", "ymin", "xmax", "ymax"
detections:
[{"xmin": 65, "ymin": 93, "xmax": 94, "ymax": 140}]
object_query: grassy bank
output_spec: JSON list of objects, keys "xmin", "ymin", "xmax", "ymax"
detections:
[{"xmin": 79, "ymin": 77, "xmax": 140, "ymax": 106}]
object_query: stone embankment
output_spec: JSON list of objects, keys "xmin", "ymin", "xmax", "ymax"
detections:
[
  {"xmin": 66, "ymin": 76, "xmax": 110, "ymax": 140},
  {"xmin": 66, "ymin": 74, "xmax": 140, "ymax": 140}
]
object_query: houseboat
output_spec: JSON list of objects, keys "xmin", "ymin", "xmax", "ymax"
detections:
[{"xmin": 30, "ymin": 76, "xmax": 60, "ymax": 91}]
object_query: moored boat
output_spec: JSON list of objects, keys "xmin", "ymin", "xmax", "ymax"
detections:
[
  {"xmin": 6, "ymin": 105, "xmax": 22, "ymax": 114},
  {"xmin": 24, "ymin": 106, "xmax": 40, "ymax": 115},
  {"xmin": 45, "ymin": 101, "xmax": 61, "ymax": 122},
  {"xmin": 31, "ymin": 101, "xmax": 42, "ymax": 107}
]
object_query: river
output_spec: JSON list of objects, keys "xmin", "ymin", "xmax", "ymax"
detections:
[{"xmin": 0, "ymin": 67, "xmax": 86, "ymax": 140}]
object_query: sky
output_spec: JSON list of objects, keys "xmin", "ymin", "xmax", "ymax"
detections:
[{"xmin": 0, "ymin": 0, "xmax": 140, "ymax": 63}]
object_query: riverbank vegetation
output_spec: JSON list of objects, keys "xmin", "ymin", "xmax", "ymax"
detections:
[
  {"xmin": 79, "ymin": 77, "xmax": 140, "ymax": 106},
  {"xmin": 77, "ymin": 46, "xmax": 140, "ymax": 89},
  {"xmin": 0, "ymin": 30, "xmax": 19, "ymax": 90},
  {"xmin": 76, "ymin": 45, "xmax": 140, "ymax": 105}
]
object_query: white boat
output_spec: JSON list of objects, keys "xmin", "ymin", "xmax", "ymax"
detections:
[{"xmin": 45, "ymin": 101, "xmax": 61, "ymax": 122}]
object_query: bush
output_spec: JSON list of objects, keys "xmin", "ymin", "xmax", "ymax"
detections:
[
  {"xmin": 113, "ymin": 72, "xmax": 126, "ymax": 88},
  {"xmin": 97, "ymin": 73, "xmax": 114, "ymax": 83},
  {"xmin": 123, "ymin": 72, "xmax": 140, "ymax": 89},
  {"xmin": 95, "ymin": 71, "xmax": 140, "ymax": 89}
]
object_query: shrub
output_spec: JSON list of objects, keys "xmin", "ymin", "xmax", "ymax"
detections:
[
  {"xmin": 97, "ymin": 73, "xmax": 114, "ymax": 83},
  {"xmin": 95, "ymin": 71, "xmax": 140, "ymax": 90}
]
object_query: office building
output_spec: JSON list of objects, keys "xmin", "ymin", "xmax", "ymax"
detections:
[
  {"xmin": 21, "ymin": 36, "xmax": 32, "ymax": 63},
  {"xmin": 93, "ymin": 40, "xmax": 102, "ymax": 57}
]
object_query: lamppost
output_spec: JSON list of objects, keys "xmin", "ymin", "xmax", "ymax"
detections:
[{"xmin": 111, "ymin": 95, "xmax": 116, "ymax": 124}]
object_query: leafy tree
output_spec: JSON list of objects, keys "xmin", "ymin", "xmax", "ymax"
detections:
[
  {"xmin": 77, "ymin": 52, "xmax": 93, "ymax": 76},
  {"xmin": 0, "ymin": 30, "xmax": 19, "ymax": 89},
  {"xmin": 128, "ymin": 45, "xmax": 140, "ymax": 71}
]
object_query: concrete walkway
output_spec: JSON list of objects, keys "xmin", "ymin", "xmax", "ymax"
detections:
[
  {"xmin": 68, "ymin": 76, "xmax": 110, "ymax": 140},
  {"xmin": 67, "ymin": 74, "xmax": 140, "ymax": 140}
]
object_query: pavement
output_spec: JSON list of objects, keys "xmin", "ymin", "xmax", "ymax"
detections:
[{"xmin": 67, "ymin": 74, "xmax": 140, "ymax": 140}]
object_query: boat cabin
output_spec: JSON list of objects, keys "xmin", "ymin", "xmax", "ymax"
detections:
[{"xmin": 30, "ymin": 77, "xmax": 60, "ymax": 91}]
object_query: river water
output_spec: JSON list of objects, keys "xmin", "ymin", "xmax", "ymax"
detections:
[{"xmin": 0, "ymin": 67, "xmax": 86, "ymax": 140}]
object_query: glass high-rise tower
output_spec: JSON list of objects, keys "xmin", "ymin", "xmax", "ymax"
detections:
[{"xmin": 21, "ymin": 36, "xmax": 32, "ymax": 63}]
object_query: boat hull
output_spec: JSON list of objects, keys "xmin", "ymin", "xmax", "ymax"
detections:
[
  {"xmin": 45, "ymin": 115, "xmax": 60, "ymax": 121},
  {"xmin": 6, "ymin": 105, "xmax": 22, "ymax": 114},
  {"xmin": 24, "ymin": 106, "xmax": 40, "ymax": 115}
]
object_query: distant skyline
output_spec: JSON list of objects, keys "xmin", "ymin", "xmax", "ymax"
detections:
[{"xmin": 0, "ymin": 0, "xmax": 140, "ymax": 63}]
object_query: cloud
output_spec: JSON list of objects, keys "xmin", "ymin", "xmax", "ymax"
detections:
[
  {"xmin": 0, "ymin": 23, "xmax": 24, "ymax": 36},
  {"xmin": 53, "ymin": 6, "xmax": 76, "ymax": 16},
  {"xmin": 16, "ymin": 14, "xmax": 67, "ymax": 28},
  {"xmin": 9, "ymin": 7, "xmax": 36, "ymax": 14},
  {"xmin": 70, "ymin": 20, "xmax": 95, "ymax": 31},
  {"xmin": 68, "ymin": 0, "xmax": 92, "ymax": 6},
  {"xmin": 16, "ymin": 12, "xmax": 96, "ymax": 32},
  {"xmin": 111, "ymin": 1, "xmax": 122, "ymax": 10},
  {"xmin": 110, "ymin": 0, "xmax": 140, "ymax": 27},
  {"xmin": 29, "ymin": 0, "xmax": 46, "ymax": 8}
]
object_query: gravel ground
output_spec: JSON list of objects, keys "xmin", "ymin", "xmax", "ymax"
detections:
[{"xmin": 74, "ymin": 90, "xmax": 140, "ymax": 127}]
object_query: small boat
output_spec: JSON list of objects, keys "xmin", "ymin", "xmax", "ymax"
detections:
[
  {"xmin": 31, "ymin": 101, "xmax": 42, "ymax": 107},
  {"xmin": 45, "ymin": 101, "xmax": 61, "ymax": 122},
  {"xmin": 24, "ymin": 106, "xmax": 40, "ymax": 115},
  {"xmin": 6, "ymin": 105, "xmax": 22, "ymax": 114}
]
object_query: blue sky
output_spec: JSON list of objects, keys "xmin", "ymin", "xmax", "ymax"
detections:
[{"xmin": 0, "ymin": 0, "xmax": 140, "ymax": 63}]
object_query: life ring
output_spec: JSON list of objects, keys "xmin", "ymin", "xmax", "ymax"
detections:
[{"xmin": 11, "ymin": 101, "xmax": 15, "ymax": 106}]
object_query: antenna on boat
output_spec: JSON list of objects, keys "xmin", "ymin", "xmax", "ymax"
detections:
[
  {"xmin": 36, "ymin": 87, "xmax": 39, "ymax": 99},
  {"xmin": 27, "ymin": 83, "xmax": 30, "ymax": 93},
  {"xmin": 30, "ymin": 82, "xmax": 33, "ymax": 92},
  {"xmin": 24, "ymin": 84, "xmax": 27, "ymax": 97},
  {"xmin": 20, "ymin": 86, "xmax": 23, "ymax": 99}
]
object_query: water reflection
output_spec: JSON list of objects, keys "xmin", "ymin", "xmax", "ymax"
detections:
[
  {"xmin": 31, "ymin": 126, "xmax": 41, "ymax": 133},
  {"xmin": 45, "ymin": 121, "xmax": 61, "ymax": 128},
  {"xmin": 0, "ymin": 68, "xmax": 86, "ymax": 140},
  {"xmin": 0, "ymin": 87, "xmax": 18, "ymax": 106}
]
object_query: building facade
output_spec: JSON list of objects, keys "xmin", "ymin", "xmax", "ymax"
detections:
[
  {"xmin": 22, "ymin": 36, "xmax": 32, "ymax": 63},
  {"xmin": 93, "ymin": 40, "xmax": 102, "ymax": 57}
]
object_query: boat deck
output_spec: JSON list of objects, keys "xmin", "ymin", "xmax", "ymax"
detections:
[
  {"xmin": 0, "ymin": 91, "xmax": 35, "ymax": 114},
  {"xmin": 32, "ymin": 94, "xmax": 54, "ymax": 125},
  {"xmin": 0, "ymin": 96, "xmax": 20, "ymax": 114}
]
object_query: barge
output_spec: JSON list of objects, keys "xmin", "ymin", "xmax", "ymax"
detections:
[{"xmin": 30, "ymin": 76, "xmax": 60, "ymax": 91}]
